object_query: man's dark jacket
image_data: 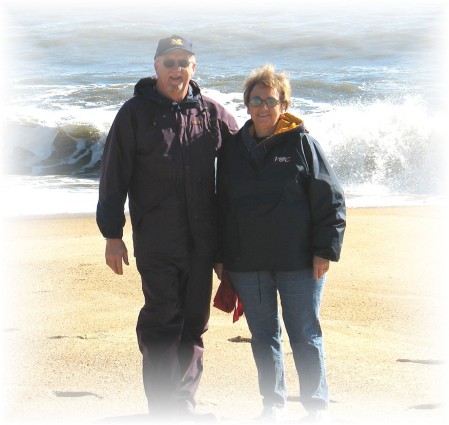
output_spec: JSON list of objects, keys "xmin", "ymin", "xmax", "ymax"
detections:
[{"xmin": 96, "ymin": 77, "xmax": 239, "ymax": 258}]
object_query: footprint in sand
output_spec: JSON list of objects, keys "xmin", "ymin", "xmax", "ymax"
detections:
[
  {"xmin": 228, "ymin": 336, "xmax": 251, "ymax": 343},
  {"xmin": 53, "ymin": 390, "xmax": 103, "ymax": 399},
  {"xmin": 397, "ymin": 358, "xmax": 445, "ymax": 365}
]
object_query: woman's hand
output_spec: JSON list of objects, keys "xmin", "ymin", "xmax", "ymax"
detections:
[{"xmin": 313, "ymin": 256, "xmax": 330, "ymax": 280}]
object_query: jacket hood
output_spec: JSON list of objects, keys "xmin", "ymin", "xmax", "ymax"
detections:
[
  {"xmin": 241, "ymin": 112, "xmax": 306, "ymax": 152},
  {"xmin": 272, "ymin": 113, "xmax": 305, "ymax": 136},
  {"xmin": 133, "ymin": 76, "xmax": 202, "ymax": 106}
]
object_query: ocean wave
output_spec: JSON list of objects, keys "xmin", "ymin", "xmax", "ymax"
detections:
[
  {"xmin": 298, "ymin": 96, "xmax": 446, "ymax": 196},
  {"xmin": 4, "ymin": 122, "xmax": 105, "ymax": 177},
  {"xmin": 2, "ymin": 94, "xmax": 445, "ymax": 197},
  {"xmin": 7, "ymin": 83, "xmax": 135, "ymax": 111}
]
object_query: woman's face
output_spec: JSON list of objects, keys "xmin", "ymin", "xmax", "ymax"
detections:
[{"xmin": 247, "ymin": 84, "xmax": 284, "ymax": 138}]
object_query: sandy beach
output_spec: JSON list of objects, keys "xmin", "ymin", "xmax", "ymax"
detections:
[{"xmin": 1, "ymin": 206, "xmax": 448, "ymax": 425}]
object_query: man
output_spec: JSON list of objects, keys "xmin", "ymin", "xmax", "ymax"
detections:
[{"xmin": 96, "ymin": 35, "xmax": 238, "ymax": 421}]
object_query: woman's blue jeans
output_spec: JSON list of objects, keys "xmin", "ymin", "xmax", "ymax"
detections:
[{"xmin": 229, "ymin": 270, "xmax": 328, "ymax": 412}]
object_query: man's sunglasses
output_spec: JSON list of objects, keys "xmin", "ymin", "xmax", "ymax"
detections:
[
  {"xmin": 249, "ymin": 97, "xmax": 280, "ymax": 107},
  {"xmin": 162, "ymin": 59, "xmax": 192, "ymax": 69}
]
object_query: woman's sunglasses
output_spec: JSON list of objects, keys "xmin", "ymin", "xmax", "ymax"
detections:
[
  {"xmin": 249, "ymin": 97, "xmax": 280, "ymax": 107},
  {"xmin": 162, "ymin": 59, "xmax": 192, "ymax": 69}
]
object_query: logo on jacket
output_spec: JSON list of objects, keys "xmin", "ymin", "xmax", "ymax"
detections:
[{"xmin": 274, "ymin": 156, "xmax": 291, "ymax": 163}]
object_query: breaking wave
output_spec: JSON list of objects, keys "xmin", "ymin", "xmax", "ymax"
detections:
[{"xmin": 3, "ymin": 93, "xmax": 445, "ymax": 200}]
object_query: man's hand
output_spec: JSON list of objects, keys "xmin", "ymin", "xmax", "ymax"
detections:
[
  {"xmin": 105, "ymin": 238, "xmax": 129, "ymax": 275},
  {"xmin": 313, "ymin": 255, "xmax": 330, "ymax": 280},
  {"xmin": 213, "ymin": 263, "xmax": 223, "ymax": 280}
]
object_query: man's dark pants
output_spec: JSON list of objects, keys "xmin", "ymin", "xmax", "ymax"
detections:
[{"xmin": 135, "ymin": 253, "xmax": 213, "ymax": 414}]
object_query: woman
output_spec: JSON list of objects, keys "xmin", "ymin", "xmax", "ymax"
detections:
[{"xmin": 217, "ymin": 64, "xmax": 346, "ymax": 423}]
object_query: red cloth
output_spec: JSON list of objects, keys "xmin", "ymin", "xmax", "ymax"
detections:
[{"xmin": 213, "ymin": 271, "xmax": 244, "ymax": 322}]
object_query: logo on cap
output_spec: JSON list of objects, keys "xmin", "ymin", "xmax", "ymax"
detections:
[{"xmin": 170, "ymin": 38, "xmax": 184, "ymax": 46}]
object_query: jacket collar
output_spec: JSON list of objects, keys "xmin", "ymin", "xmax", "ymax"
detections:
[
  {"xmin": 241, "ymin": 113, "xmax": 305, "ymax": 151},
  {"xmin": 134, "ymin": 76, "xmax": 201, "ymax": 108}
]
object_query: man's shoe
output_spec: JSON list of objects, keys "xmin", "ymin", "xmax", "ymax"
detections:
[{"xmin": 177, "ymin": 400, "xmax": 217, "ymax": 423}]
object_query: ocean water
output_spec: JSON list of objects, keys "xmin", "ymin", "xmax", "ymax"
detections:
[{"xmin": 1, "ymin": 0, "xmax": 447, "ymax": 216}]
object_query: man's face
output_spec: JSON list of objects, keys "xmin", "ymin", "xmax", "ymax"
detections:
[{"xmin": 154, "ymin": 49, "xmax": 196, "ymax": 102}]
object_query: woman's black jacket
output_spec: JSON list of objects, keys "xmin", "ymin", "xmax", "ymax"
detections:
[{"xmin": 217, "ymin": 118, "xmax": 346, "ymax": 272}]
